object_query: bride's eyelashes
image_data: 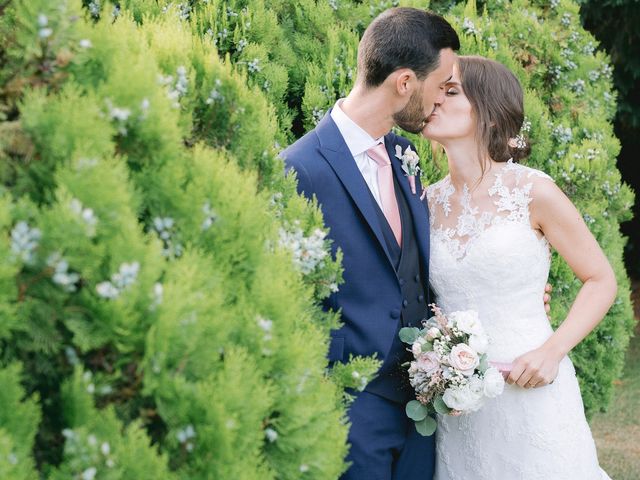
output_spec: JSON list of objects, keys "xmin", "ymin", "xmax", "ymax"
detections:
[{"xmin": 446, "ymin": 88, "xmax": 459, "ymax": 96}]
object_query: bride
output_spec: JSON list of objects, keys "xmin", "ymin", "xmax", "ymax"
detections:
[{"xmin": 422, "ymin": 56, "xmax": 614, "ymax": 479}]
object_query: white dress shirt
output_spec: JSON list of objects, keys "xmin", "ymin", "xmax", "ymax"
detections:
[{"xmin": 330, "ymin": 100, "xmax": 386, "ymax": 209}]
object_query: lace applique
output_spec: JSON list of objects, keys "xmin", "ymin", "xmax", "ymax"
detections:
[
  {"xmin": 426, "ymin": 160, "xmax": 552, "ymax": 261},
  {"xmin": 427, "ymin": 175, "xmax": 455, "ymax": 218},
  {"xmin": 489, "ymin": 160, "xmax": 552, "ymax": 224}
]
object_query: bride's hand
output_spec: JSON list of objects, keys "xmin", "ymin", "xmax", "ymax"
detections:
[{"xmin": 507, "ymin": 346, "xmax": 562, "ymax": 389}]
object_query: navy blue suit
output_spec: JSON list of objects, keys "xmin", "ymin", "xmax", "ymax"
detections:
[{"xmin": 282, "ymin": 113, "xmax": 435, "ymax": 479}]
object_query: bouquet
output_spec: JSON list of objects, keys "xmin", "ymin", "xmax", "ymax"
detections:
[{"xmin": 399, "ymin": 304, "xmax": 505, "ymax": 436}]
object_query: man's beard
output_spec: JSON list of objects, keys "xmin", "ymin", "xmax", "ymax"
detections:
[{"xmin": 393, "ymin": 89, "xmax": 428, "ymax": 134}]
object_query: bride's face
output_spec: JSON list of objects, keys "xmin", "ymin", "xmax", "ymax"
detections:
[{"xmin": 421, "ymin": 63, "xmax": 475, "ymax": 144}]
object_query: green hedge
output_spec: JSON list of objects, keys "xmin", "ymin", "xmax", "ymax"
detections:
[
  {"xmin": 0, "ymin": 0, "xmax": 634, "ymax": 477},
  {"xmin": 0, "ymin": 0, "xmax": 379, "ymax": 477}
]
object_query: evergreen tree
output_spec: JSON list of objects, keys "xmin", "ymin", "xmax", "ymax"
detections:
[
  {"xmin": 0, "ymin": 0, "xmax": 377, "ymax": 477},
  {"xmin": 0, "ymin": 0, "xmax": 634, "ymax": 477}
]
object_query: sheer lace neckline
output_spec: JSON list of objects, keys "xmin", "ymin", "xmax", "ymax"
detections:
[{"xmin": 426, "ymin": 160, "xmax": 552, "ymax": 261}]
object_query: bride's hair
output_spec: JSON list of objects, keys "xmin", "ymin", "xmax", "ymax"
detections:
[{"xmin": 458, "ymin": 56, "xmax": 531, "ymax": 164}]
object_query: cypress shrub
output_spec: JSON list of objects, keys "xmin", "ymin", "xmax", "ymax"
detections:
[
  {"xmin": 0, "ymin": 0, "xmax": 378, "ymax": 477},
  {"xmin": 0, "ymin": 0, "xmax": 634, "ymax": 477}
]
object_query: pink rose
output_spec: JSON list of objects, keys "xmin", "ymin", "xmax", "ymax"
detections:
[
  {"xmin": 449, "ymin": 344, "xmax": 479, "ymax": 376},
  {"xmin": 417, "ymin": 351, "xmax": 441, "ymax": 375}
]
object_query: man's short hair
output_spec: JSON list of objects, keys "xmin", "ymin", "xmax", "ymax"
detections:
[{"xmin": 358, "ymin": 8, "xmax": 460, "ymax": 87}]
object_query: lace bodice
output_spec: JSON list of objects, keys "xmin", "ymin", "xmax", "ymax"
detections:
[
  {"xmin": 426, "ymin": 160, "xmax": 554, "ymax": 359},
  {"xmin": 426, "ymin": 159, "xmax": 552, "ymax": 261}
]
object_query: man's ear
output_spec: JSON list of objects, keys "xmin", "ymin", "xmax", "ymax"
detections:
[{"xmin": 393, "ymin": 68, "xmax": 417, "ymax": 96}]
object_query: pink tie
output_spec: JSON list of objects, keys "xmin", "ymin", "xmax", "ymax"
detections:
[{"xmin": 367, "ymin": 143, "xmax": 402, "ymax": 246}]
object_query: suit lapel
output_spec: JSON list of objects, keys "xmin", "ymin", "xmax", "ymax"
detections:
[
  {"xmin": 315, "ymin": 114, "xmax": 395, "ymax": 268},
  {"xmin": 386, "ymin": 135, "xmax": 431, "ymax": 275}
]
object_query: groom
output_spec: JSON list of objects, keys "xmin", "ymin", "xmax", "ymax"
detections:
[{"xmin": 282, "ymin": 8, "xmax": 459, "ymax": 479}]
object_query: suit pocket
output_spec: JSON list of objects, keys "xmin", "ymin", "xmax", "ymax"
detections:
[{"xmin": 327, "ymin": 336, "xmax": 345, "ymax": 363}]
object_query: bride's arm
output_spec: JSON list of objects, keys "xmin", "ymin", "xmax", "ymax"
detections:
[{"xmin": 506, "ymin": 178, "xmax": 617, "ymax": 389}]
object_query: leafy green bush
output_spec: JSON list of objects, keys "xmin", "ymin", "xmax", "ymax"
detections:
[
  {"xmin": 0, "ymin": 0, "xmax": 378, "ymax": 477},
  {"xmin": 0, "ymin": 0, "xmax": 634, "ymax": 477}
]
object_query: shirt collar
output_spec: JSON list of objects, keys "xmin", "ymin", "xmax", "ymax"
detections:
[{"xmin": 330, "ymin": 99, "xmax": 385, "ymax": 157}]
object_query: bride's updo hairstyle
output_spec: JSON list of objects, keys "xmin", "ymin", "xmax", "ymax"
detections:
[{"xmin": 458, "ymin": 56, "xmax": 531, "ymax": 163}]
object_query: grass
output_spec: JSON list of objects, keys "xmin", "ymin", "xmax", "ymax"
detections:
[{"xmin": 590, "ymin": 280, "xmax": 640, "ymax": 480}]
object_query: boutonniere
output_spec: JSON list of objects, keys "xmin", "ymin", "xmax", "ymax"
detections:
[{"xmin": 395, "ymin": 145, "xmax": 421, "ymax": 194}]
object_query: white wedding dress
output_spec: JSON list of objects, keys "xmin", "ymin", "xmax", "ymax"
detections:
[{"xmin": 426, "ymin": 160, "xmax": 610, "ymax": 480}]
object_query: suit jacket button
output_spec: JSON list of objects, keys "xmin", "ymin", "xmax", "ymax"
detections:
[
  {"xmin": 402, "ymin": 299, "xmax": 409, "ymax": 307},
  {"xmin": 417, "ymin": 294, "xmax": 424, "ymax": 302},
  {"xmin": 390, "ymin": 309, "xmax": 401, "ymax": 319}
]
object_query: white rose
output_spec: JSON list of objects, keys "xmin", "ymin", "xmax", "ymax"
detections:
[
  {"xmin": 426, "ymin": 327, "xmax": 441, "ymax": 341},
  {"xmin": 442, "ymin": 383, "xmax": 484, "ymax": 412},
  {"xmin": 449, "ymin": 310, "xmax": 483, "ymax": 335},
  {"xmin": 449, "ymin": 344, "xmax": 480, "ymax": 376},
  {"xmin": 416, "ymin": 351, "xmax": 441, "ymax": 375},
  {"xmin": 483, "ymin": 367, "xmax": 505, "ymax": 398},
  {"xmin": 468, "ymin": 375, "xmax": 484, "ymax": 395},
  {"xmin": 411, "ymin": 341, "xmax": 422, "ymax": 357},
  {"xmin": 469, "ymin": 333, "xmax": 489, "ymax": 354},
  {"xmin": 408, "ymin": 361, "xmax": 419, "ymax": 376}
]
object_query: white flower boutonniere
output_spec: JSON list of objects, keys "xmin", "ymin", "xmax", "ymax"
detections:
[{"xmin": 395, "ymin": 145, "xmax": 421, "ymax": 194}]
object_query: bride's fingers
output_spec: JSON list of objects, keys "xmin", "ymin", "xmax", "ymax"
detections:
[
  {"xmin": 512, "ymin": 364, "xmax": 536, "ymax": 387},
  {"xmin": 528, "ymin": 376, "xmax": 545, "ymax": 387},
  {"xmin": 533, "ymin": 379, "xmax": 550, "ymax": 388},
  {"xmin": 507, "ymin": 362, "xmax": 526, "ymax": 385},
  {"xmin": 532, "ymin": 369, "xmax": 557, "ymax": 387},
  {"xmin": 516, "ymin": 370, "xmax": 534, "ymax": 388}
]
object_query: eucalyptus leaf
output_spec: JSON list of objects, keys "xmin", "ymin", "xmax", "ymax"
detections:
[
  {"xmin": 405, "ymin": 400, "xmax": 429, "ymax": 421},
  {"xmin": 399, "ymin": 327, "xmax": 420, "ymax": 344},
  {"xmin": 478, "ymin": 354, "xmax": 489, "ymax": 374},
  {"xmin": 414, "ymin": 416, "xmax": 437, "ymax": 436},
  {"xmin": 433, "ymin": 395, "xmax": 451, "ymax": 415}
]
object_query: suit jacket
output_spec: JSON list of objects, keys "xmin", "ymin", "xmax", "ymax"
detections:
[{"xmin": 281, "ymin": 112, "xmax": 431, "ymax": 403}]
